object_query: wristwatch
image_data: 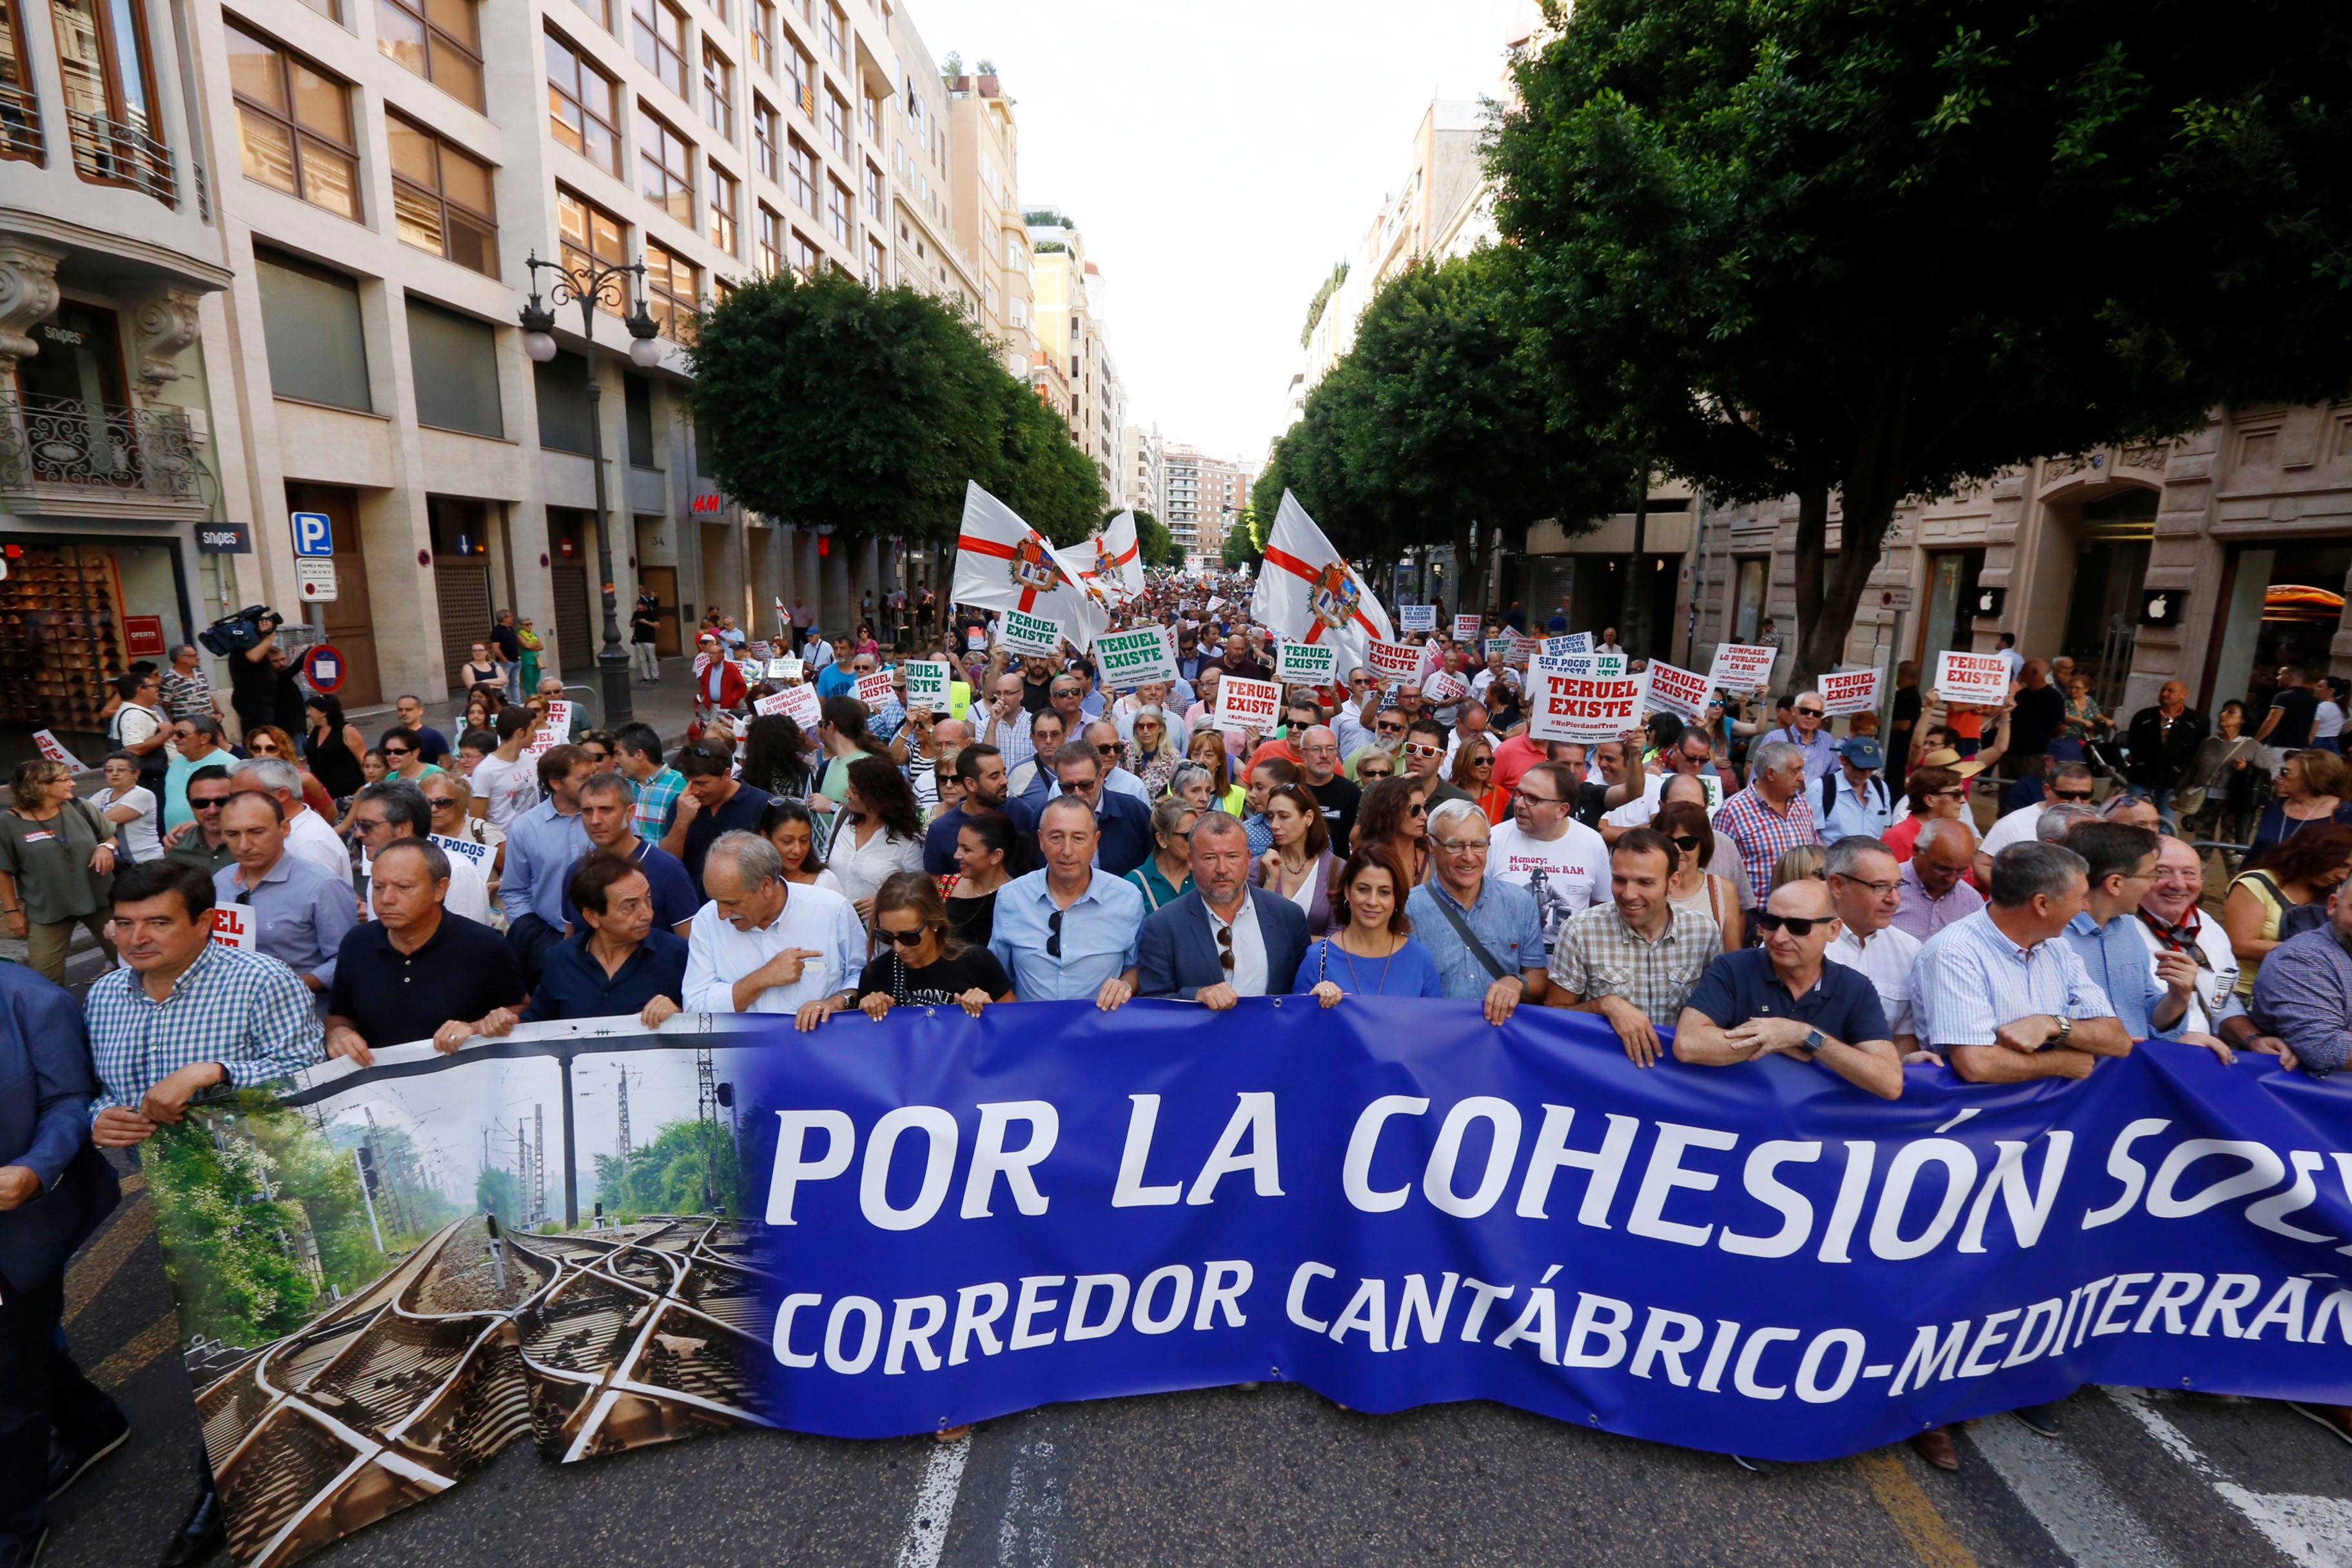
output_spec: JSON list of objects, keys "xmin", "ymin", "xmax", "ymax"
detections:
[
  {"xmin": 1801, "ymin": 1027, "xmax": 1826, "ymax": 1060},
  {"xmin": 2055, "ymin": 1016, "xmax": 2074, "ymax": 1045}
]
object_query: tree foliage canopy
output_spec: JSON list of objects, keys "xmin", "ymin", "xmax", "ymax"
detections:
[
  {"xmin": 1130, "ymin": 511, "xmax": 1182, "ymax": 569},
  {"xmin": 1492, "ymin": 0, "xmax": 2352, "ymax": 682},
  {"xmin": 691, "ymin": 268, "xmax": 1102, "ymax": 547}
]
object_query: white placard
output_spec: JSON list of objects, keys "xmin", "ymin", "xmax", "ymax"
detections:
[
  {"xmin": 1452, "ymin": 614, "xmax": 1482, "ymax": 644},
  {"xmin": 1640, "ymin": 659, "xmax": 1713, "ymax": 720},
  {"xmin": 1934, "ymin": 649, "xmax": 2011, "ymax": 705},
  {"xmin": 1398, "ymin": 605, "xmax": 1438, "ymax": 632},
  {"xmin": 765, "ymin": 656, "xmax": 804, "ymax": 681},
  {"xmin": 1421, "ymin": 669, "xmax": 1469, "ymax": 705},
  {"xmin": 208, "ymin": 905, "xmax": 257, "ymax": 951},
  {"xmin": 996, "ymin": 608, "xmax": 1064, "ymax": 656},
  {"xmin": 1528, "ymin": 656, "xmax": 1643, "ymax": 744},
  {"xmin": 1544, "ymin": 632, "xmax": 1592, "ymax": 658},
  {"xmin": 1819, "ymin": 667, "xmax": 1881, "ymax": 717},
  {"xmin": 1094, "ymin": 626, "xmax": 1178, "ymax": 689},
  {"xmin": 1708, "ymin": 642, "xmax": 1778, "ymax": 694},
  {"xmin": 1366, "ymin": 638, "xmax": 1424, "ymax": 682},
  {"xmin": 430, "ymin": 831, "xmax": 492, "ymax": 870},
  {"xmin": 1483, "ymin": 636, "xmax": 1513, "ymax": 660},
  {"xmin": 903, "ymin": 660, "xmax": 951, "ymax": 710},
  {"xmin": 854, "ymin": 670, "xmax": 896, "ymax": 709},
  {"xmin": 1506, "ymin": 632, "xmax": 1539, "ymax": 669},
  {"xmin": 1275, "ymin": 640, "xmax": 1337, "ymax": 685},
  {"xmin": 521, "ymin": 700, "xmax": 571, "ymax": 758},
  {"xmin": 1213, "ymin": 676, "xmax": 1281, "ymax": 733},
  {"xmin": 774, "ymin": 684, "xmax": 822, "ymax": 729},
  {"xmin": 31, "ymin": 729, "xmax": 85, "ymax": 772}
]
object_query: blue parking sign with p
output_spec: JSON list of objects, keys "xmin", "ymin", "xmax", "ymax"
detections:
[{"xmin": 291, "ymin": 511, "xmax": 333, "ymax": 556}]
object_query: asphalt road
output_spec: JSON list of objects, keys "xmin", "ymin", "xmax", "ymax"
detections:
[{"xmin": 41, "ymin": 1164, "xmax": 2352, "ymax": 1568}]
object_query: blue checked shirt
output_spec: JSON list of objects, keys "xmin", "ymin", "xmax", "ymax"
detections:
[
  {"xmin": 2063, "ymin": 910, "xmax": 2180, "ymax": 1041},
  {"xmin": 632, "ymin": 765, "xmax": 687, "ymax": 843},
  {"xmin": 1909, "ymin": 908, "xmax": 2117, "ymax": 1054},
  {"xmin": 86, "ymin": 940, "xmax": 322, "ymax": 1117}
]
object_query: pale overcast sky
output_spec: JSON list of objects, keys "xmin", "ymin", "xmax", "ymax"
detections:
[{"xmin": 908, "ymin": 0, "xmax": 1532, "ymax": 469}]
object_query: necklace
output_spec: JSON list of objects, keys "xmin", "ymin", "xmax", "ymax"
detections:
[{"xmin": 1335, "ymin": 930, "xmax": 1398, "ymax": 995}]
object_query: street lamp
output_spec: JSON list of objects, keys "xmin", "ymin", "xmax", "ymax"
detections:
[{"xmin": 518, "ymin": 248, "xmax": 663, "ymax": 727}]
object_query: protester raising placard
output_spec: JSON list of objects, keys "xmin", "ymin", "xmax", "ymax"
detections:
[
  {"xmin": 1213, "ymin": 675, "xmax": 1281, "ymax": 733},
  {"xmin": 1529, "ymin": 656, "xmax": 1643, "ymax": 743},
  {"xmin": 1398, "ymin": 604, "xmax": 1437, "ymax": 633},
  {"xmin": 1820, "ymin": 667, "xmax": 1881, "ymax": 717},
  {"xmin": 1366, "ymin": 637, "xmax": 1424, "ymax": 683},
  {"xmin": 1095, "ymin": 626, "xmax": 1179, "ymax": 688},
  {"xmin": 1542, "ymin": 632, "xmax": 1592, "ymax": 659},
  {"xmin": 1453, "ymin": 614, "xmax": 1482, "ymax": 644},
  {"xmin": 1708, "ymin": 642, "xmax": 1778, "ymax": 693},
  {"xmin": 1275, "ymin": 640, "xmax": 1338, "ymax": 685},
  {"xmin": 996, "ymin": 607, "xmax": 1066, "ymax": 657},
  {"xmin": 1640, "ymin": 658, "xmax": 1712, "ymax": 721},
  {"xmin": 1935, "ymin": 649, "xmax": 2012, "ymax": 705},
  {"xmin": 903, "ymin": 660, "xmax": 950, "ymax": 711},
  {"xmin": 854, "ymin": 670, "xmax": 895, "ymax": 709},
  {"xmin": 1421, "ymin": 669, "xmax": 1469, "ymax": 705}
]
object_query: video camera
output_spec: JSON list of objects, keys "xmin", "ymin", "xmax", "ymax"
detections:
[{"xmin": 198, "ymin": 604, "xmax": 284, "ymax": 658}]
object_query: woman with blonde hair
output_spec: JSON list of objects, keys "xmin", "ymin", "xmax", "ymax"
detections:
[
  {"xmin": 1125, "ymin": 705, "xmax": 1184, "ymax": 798},
  {"xmin": 0, "ymin": 758, "xmax": 116, "ymax": 981},
  {"xmin": 855, "ymin": 870, "xmax": 1014, "ymax": 1017},
  {"xmin": 1187, "ymin": 727, "xmax": 1246, "ymax": 814}
]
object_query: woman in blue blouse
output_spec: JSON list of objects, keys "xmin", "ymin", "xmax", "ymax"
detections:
[{"xmin": 1293, "ymin": 843, "xmax": 1447, "ymax": 1001}]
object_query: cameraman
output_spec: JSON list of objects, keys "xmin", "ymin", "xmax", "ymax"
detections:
[{"xmin": 219, "ymin": 608, "xmax": 300, "ymax": 741}]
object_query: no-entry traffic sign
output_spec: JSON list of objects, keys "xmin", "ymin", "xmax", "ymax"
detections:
[{"xmin": 304, "ymin": 643, "xmax": 347, "ymax": 693}]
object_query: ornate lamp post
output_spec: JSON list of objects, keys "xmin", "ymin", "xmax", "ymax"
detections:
[{"xmin": 518, "ymin": 250, "xmax": 663, "ymax": 727}]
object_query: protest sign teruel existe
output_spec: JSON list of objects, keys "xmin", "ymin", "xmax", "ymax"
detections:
[
  {"xmin": 902, "ymin": 660, "xmax": 951, "ymax": 711},
  {"xmin": 1213, "ymin": 676, "xmax": 1281, "ymax": 733},
  {"xmin": 854, "ymin": 670, "xmax": 896, "ymax": 710},
  {"xmin": 1276, "ymin": 640, "xmax": 1338, "ymax": 686},
  {"xmin": 1453, "ymin": 614, "xmax": 1482, "ymax": 644},
  {"xmin": 1708, "ymin": 643, "xmax": 1778, "ymax": 694},
  {"xmin": 1820, "ymin": 667, "xmax": 1882, "ymax": 718},
  {"xmin": 32, "ymin": 729, "xmax": 84, "ymax": 772},
  {"xmin": 1640, "ymin": 659, "xmax": 1713, "ymax": 721},
  {"xmin": 1936, "ymin": 649, "xmax": 2012, "ymax": 706},
  {"xmin": 1529, "ymin": 656, "xmax": 1643, "ymax": 743},
  {"xmin": 207, "ymin": 905, "xmax": 256, "ymax": 950},
  {"xmin": 996, "ymin": 608, "xmax": 1066, "ymax": 657},
  {"xmin": 1094, "ymin": 626, "xmax": 1179, "ymax": 689},
  {"xmin": 765, "ymin": 656, "xmax": 804, "ymax": 682},
  {"xmin": 1366, "ymin": 638, "xmax": 1424, "ymax": 683},
  {"xmin": 1420, "ymin": 670, "xmax": 1469, "ymax": 706}
]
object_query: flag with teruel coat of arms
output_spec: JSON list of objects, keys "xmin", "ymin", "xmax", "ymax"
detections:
[
  {"xmin": 1250, "ymin": 490, "xmax": 1393, "ymax": 678},
  {"xmin": 950, "ymin": 482, "xmax": 1108, "ymax": 650},
  {"xmin": 1075, "ymin": 510, "xmax": 1146, "ymax": 606}
]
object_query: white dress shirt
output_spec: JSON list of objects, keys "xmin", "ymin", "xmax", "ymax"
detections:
[
  {"xmin": 825, "ymin": 822, "xmax": 926, "ymax": 908},
  {"xmin": 1979, "ymin": 801, "xmax": 2046, "ymax": 858},
  {"xmin": 1825, "ymin": 921, "xmax": 1922, "ymax": 1040},
  {"xmin": 285, "ymin": 807, "xmax": 354, "ymax": 887},
  {"xmin": 683, "ymin": 881, "xmax": 867, "ymax": 1014},
  {"xmin": 1206, "ymin": 893, "xmax": 1269, "ymax": 996}
]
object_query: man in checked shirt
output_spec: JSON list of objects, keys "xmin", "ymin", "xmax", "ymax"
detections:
[{"xmin": 81, "ymin": 857, "xmax": 321, "ymax": 1567}]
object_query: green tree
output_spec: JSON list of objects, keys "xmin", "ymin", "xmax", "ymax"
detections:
[
  {"xmin": 689, "ymin": 268, "xmax": 1005, "ymax": 546},
  {"xmin": 1494, "ymin": 0, "xmax": 2352, "ymax": 685},
  {"xmin": 1300, "ymin": 260, "xmax": 1350, "ymax": 348},
  {"xmin": 985, "ymin": 378, "xmax": 1104, "ymax": 545},
  {"xmin": 1222, "ymin": 499, "xmax": 1264, "ymax": 569},
  {"xmin": 593, "ymin": 1116, "xmax": 746, "ymax": 1219}
]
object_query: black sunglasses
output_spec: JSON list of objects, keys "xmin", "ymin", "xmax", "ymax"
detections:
[
  {"xmin": 1670, "ymin": 834, "xmax": 1701, "ymax": 852},
  {"xmin": 1754, "ymin": 912, "xmax": 1828, "ymax": 937},
  {"xmin": 2051, "ymin": 789, "xmax": 2094, "ymax": 802},
  {"xmin": 881, "ymin": 926, "xmax": 929, "ymax": 947},
  {"xmin": 1796, "ymin": 707, "xmax": 1824, "ymax": 718},
  {"xmin": 1046, "ymin": 909, "xmax": 1063, "ymax": 959}
]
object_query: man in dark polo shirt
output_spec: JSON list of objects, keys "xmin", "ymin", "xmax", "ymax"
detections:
[
  {"xmin": 323, "ymin": 838, "xmax": 525, "ymax": 1066},
  {"xmin": 1670, "ymin": 877, "xmax": 1903, "ymax": 1099},
  {"xmin": 567, "ymin": 772, "xmax": 696, "ymax": 934},
  {"xmin": 661, "ymin": 738, "xmax": 775, "ymax": 899},
  {"xmin": 491, "ymin": 854, "xmax": 687, "ymax": 1028}
]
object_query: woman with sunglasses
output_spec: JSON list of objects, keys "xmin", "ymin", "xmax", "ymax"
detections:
[
  {"xmin": 1186, "ymin": 727, "xmax": 1246, "ymax": 814},
  {"xmin": 243, "ymin": 725, "xmax": 340, "ymax": 819},
  {"xmin": 856, "ymin": 872, "xmax": 1014, "ymax": 1020},
  {"xmin": 1355, "ymin": 776, "xmax": 1429, "ymax": 888},
  {"xmin": 1128, "ymin": 797, "xmax": 1199, "ymax": 913},
  {"xmin": 1882, "ymin": 761, "xmax": 1979, "ymax": 862},
  {"xmin": 1124, "ymin": 706, "xmax": 1184, "ymax": 799},
  {"xmin": 2248, "ymin": 748, "xmax": 2352, "ymax": 857},
  {"xmin": 1253, "ymin": 780, "xmax": 1336, "ymax": 936},
  {"xmin": 1296, "ymin": 843, "xmax": 1446, "ymax": 1001},
  {"xmin": 1655, "ymin": 796, "xmax": 1743, "ymax": 953},
  {"xmin": 1451, "ymin": 737, "xmax": 1507, "ymax": 827}
]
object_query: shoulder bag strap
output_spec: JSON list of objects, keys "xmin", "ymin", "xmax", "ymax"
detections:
[{"xmin": 1429, "ymin": 890, "xmax": 1511, "ymax": 981}]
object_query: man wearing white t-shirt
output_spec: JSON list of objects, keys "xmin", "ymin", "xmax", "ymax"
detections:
[
  {"xmin": 1974, "ymin": 760, "xmax": 2095, "ymax": 883},
  {"xmin": 1484, "ymin": 761, "xmax": 1608, "ymax": 963},
  {"xmin": 1821, "ymin": 836, "xmax": 1921, "ymax": 1057},
  {"xmin": 469, "ymin": 707, "xmax": 543, "ymax": 834}
]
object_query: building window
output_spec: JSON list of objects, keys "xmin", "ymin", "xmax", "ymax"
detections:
[
  {"xmin": 758, "ymin": 202, "xmax": 783, "ymax": 274},
  {"xmin": 636, "ymin": 104, "xmax": 694, "ymax": 224},
  {"xmin": 861, "ymin": 159, "xmax": 879, "ymax": 219},
  {"xmin": 821, "ymin": 1, "xmax": 845, "ymax": 69},
  {"xmin": 701, "ymin": 43, "xmax": 731, "ymax": 139},
  {"xmin": 825, "ymin": 88, "xmax": 848, "ymax": 156},
  {"xmin": 705, "ymin": 0, "xmax": 727, "ymax": 23},
  {"xmin": 786, "ymin": 131, "xmax": 814, "ymax": 212},
  {"xmin": 785, "ymin": 39, "xmax": 814, "ymax": 117},
  {"xmin": 573, "ymin": 0, "xmax": 611, "ymax": 27},
  {"xmin": 545, "ymin": 31, "xmax": 620, "ymax": 174},
  {"xmin": 790, "ymin": 228, "xmax": 818, "ymax": 277},
  {"xmin": 631, "ymin": 0, "xmax": 687, "ymax": 99},
  {"xmin": 0, "ymin": 0, "xmax": 37, "ymax": 164},
  {"xmin": 751, "ymin": 97, "xmax": 777, "ymax": 179},
  {"xmin": 558, "ymin": 187, "xmax": 629, "ymax": 314},
  {"xmin": 862, "ymin": 91, "xmax": 879, "ymax": 142},
  {"xmin": 708, "ymin": 161, "xmax": 737, "ymax": 253},
  {"xmin": 376, "ymin": 0, "xmax": 484, "ymax": 110},
  {"xmin": 749, "ymin": 0, "xmax": 774, "ymax": 74},
  {"xmin": 388, "ymin": 112, "xmax": 496, "ymax": 275},
  {"xmin": 406, "ymin": 297, "xmax": 503, "ymax": 437},
  {"xmin": 865, "ymin": 237, "xmax": 884, "ymax": 289},
  {"xmin": 827, "ymin": 177, "xmax": 849, "ymax": 244},
  {"xmin": 254, "ymin": 248, "xmax": 371, "ymax": 411},
  {"xmin": 226, "ymin": 23, "xmax": 358, "ymax": 219},
  {"xmin": 644, "ymin": 240, "xmax": 698, "ymax": 339},
  {"xmin": 53, "ymin": 0, "xmax": 170, "ymax": 193}
]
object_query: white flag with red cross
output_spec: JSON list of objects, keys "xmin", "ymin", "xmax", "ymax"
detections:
[
  {"xmin": 1250, "ymin": 491, "xmax": 1392, "ymax": 678},
  {"xmin": 1075, "ymin": 511, "xmax": 1146, "ymax": 606},
  {"xmin": 950, "ymin": 483, "xmax": 1107, "ymax": 650}
]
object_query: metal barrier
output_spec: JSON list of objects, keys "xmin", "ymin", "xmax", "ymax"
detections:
[{"xmin": 560, "ymin": 684, "xmax": 602, "ymax": 731}]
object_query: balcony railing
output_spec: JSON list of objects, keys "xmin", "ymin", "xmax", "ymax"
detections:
[
  {"xmin": 0, "ymin": 82, "xmax": 42, "ymax": 162},
  {"xmin": 66, "ymin": 107, "xmax": 175, "ymax": 204},
  {"xmin": 0, "ymin": 393, "xmax": 199, "ymax": 500}
]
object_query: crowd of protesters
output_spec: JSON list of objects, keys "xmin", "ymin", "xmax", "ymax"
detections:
[{"xmin": 6, "ymin": 573, "xmax": 2352, "ymax": 1563}]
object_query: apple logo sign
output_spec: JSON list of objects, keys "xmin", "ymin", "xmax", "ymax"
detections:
[{"xmin": 2147, "ymin": 594, "xmax": 2169, "ymax": 620}]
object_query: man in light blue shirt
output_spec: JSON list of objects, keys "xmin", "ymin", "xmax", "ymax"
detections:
[
  {"xmin": 990, "ymin": 796, "xmax": 1142, "ymax": 1008},
  {"xmin": 1761, "ymin": 692, "xmax": 1839, "ymax": 781},
  {"xmin": 214, "ymin": 792, "xmax": 357, "ymax": 1003},
  {"xmin": 2058, "ymin": 821, "xmax": 2233, "ymax": 1053},
  {"xmin": 500, "ymin": 745, "xmax": 596, "ymax": 981},
  {"xmin": 1406, "ymin": 799, "xmax": 1546, "ymax": 1024},
  {"xmin": 1818, "ymin": 736, "xmax": 1895, "ymax": 839}
]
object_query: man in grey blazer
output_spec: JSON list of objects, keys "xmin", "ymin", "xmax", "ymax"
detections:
[
  {"xmin": 1138, "ymin": 812, "xmax": 1312, "ymax": 1006},
  {"xmin": 0, "ymin": 963, "xmax": 126, "ymax": 1562}
]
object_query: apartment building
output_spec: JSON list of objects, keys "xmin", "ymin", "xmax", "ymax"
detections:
[
  {"xmin": 943, "ymin": 68, "xmax": 1029, "ymax": 378},
  {"xmin": 0, "ymin": 0, "xmax": 957, "ymax": 756},
  {"xmin": 1122, "ymin": 420, "xmax": 1162, "ymax": 521},
  {"xmin": 1025, "ymin": 204, "xmax": 1122, "ymax": 501},
  {"xmin": 1162, "ymin": 443, "xmax": 1250, "ymax": 567}
]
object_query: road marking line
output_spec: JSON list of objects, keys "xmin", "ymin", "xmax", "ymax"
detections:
[
  {"xmin": 895, "ymin": 1432, "xmax": 972, "ymax": 1568},
  {"xmin": 91, "ymin": 1309, "xmax": 179, "ymax": 1389},
  {"xmin": 1968, "ymin": 1412, "xmax": 2180, "ymax": 1567},
  {"xmin": 1854, "ymin": 1449, "xmax": 1978, "ymax": 1568},
  {"xmin": 2107, "ymin": 1387, "xmax": 2352, "ymax": 1567},
  {"xmin": 65, "ymin": 1199, "xmax": 154, "ymax": 1324}
]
